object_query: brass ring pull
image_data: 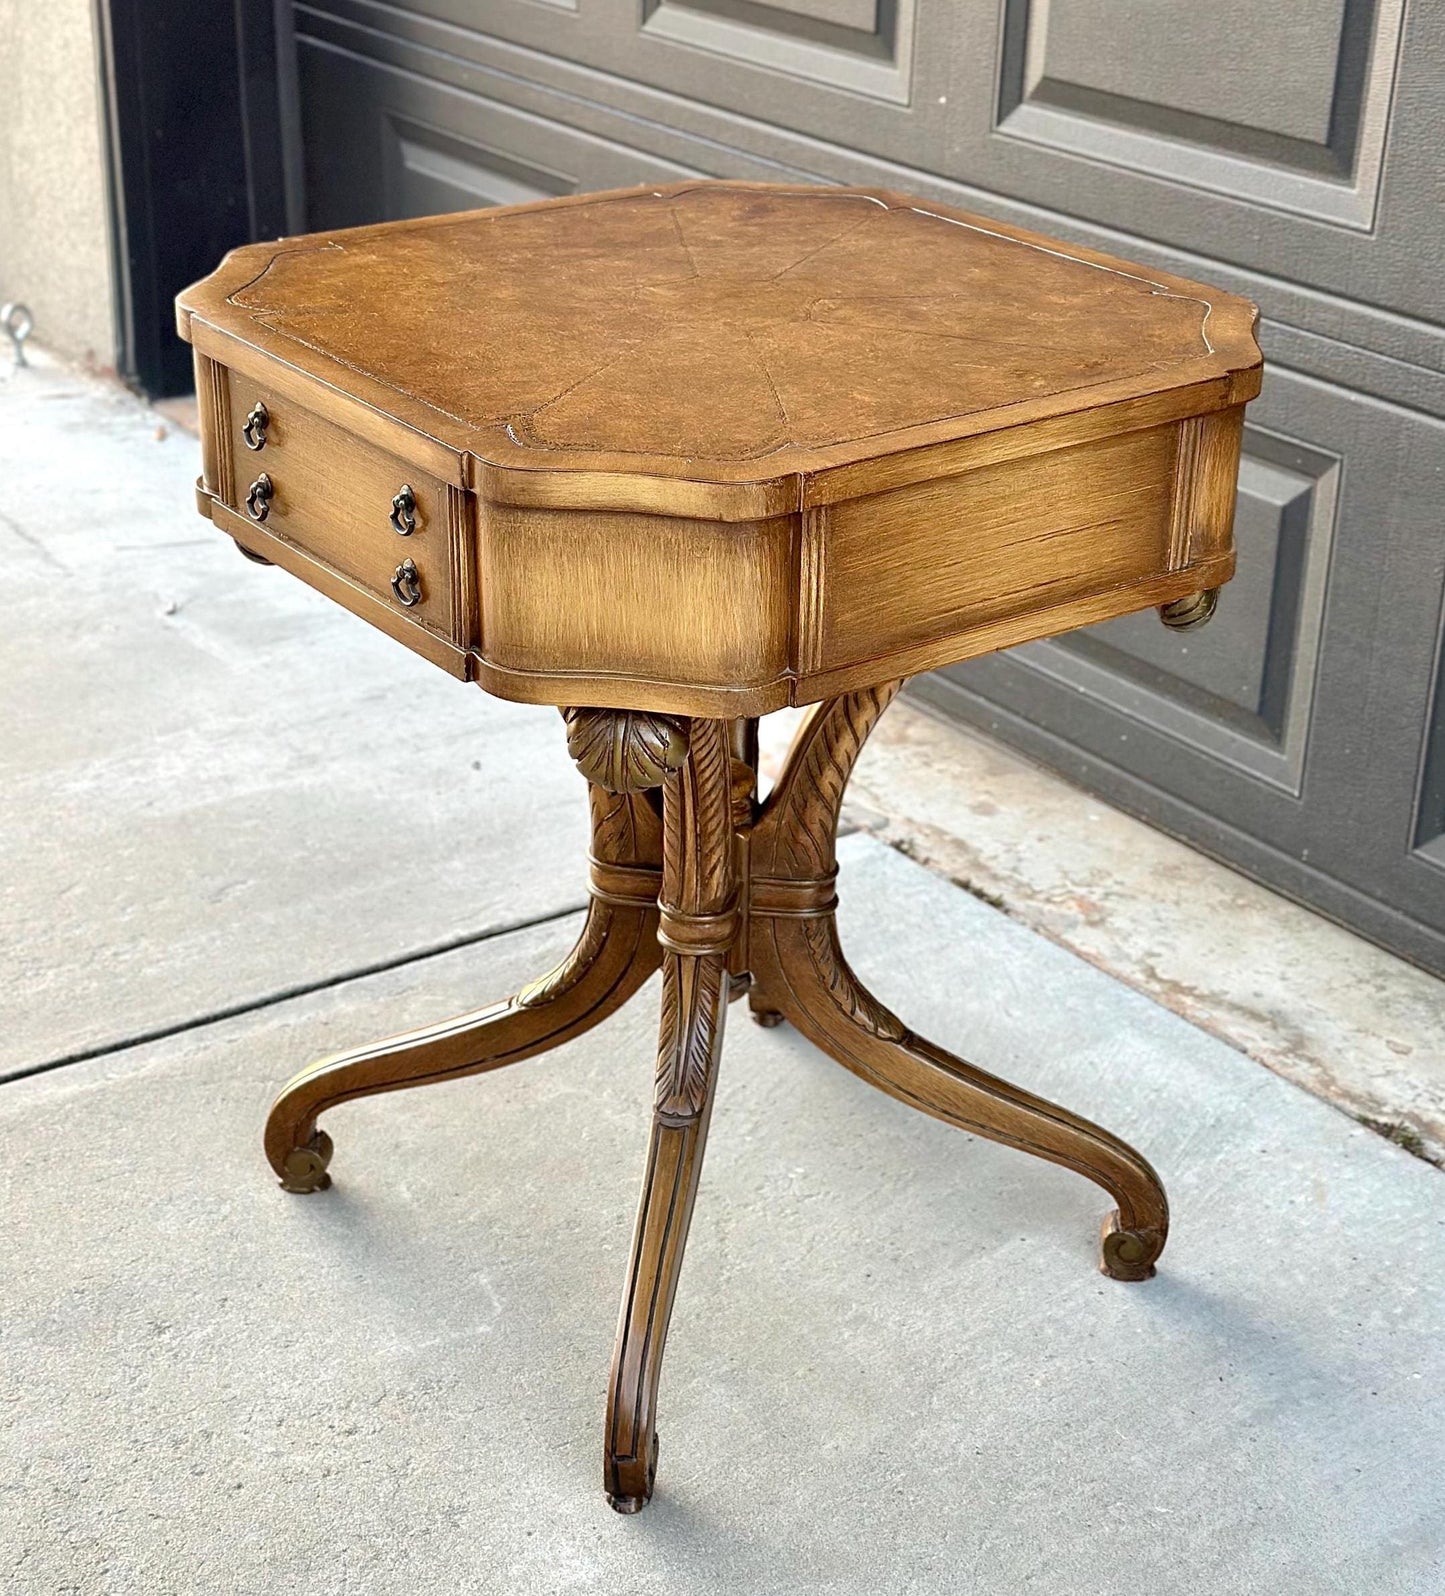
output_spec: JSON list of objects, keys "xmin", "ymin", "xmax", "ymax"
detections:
[
  {"xmin": 242, "ymin": 401, "xmax": 269, "ymax": 451},
  {"xmin": 389, "ymin": 484, "xmax": 417, "ymax": 535},
  {"xmin": 391, "ymin": 558, "xmax": 422, "ymax": 607},
  {"xmin": 245, "ymin": 473, "xmax": 273, "ymax": 522}
]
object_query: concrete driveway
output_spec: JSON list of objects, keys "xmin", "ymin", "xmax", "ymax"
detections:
[{"xmin": 3, "ymin": 360, "xmax": 1441, "ymax": 1594}]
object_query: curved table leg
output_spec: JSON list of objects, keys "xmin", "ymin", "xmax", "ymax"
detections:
[
  {"xmin": 605, "ymin": 717, "xmax": 738, "ymax": 1511},
  {"xmin": 751, "ymin": 915, "xmax": 1168, "ymax": 1278},
  {"xmin": 263, "ymin": 786, "xmax": 663, "ymax": 1192},
  {"xmin": 750, "ymin": 684, "xmax": 1168, "ymax": 1281}
]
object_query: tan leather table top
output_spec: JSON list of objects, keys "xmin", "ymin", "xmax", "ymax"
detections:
[{"xmin": 178, "ymin": 181, "xmax": 1261, "ymax": 715}]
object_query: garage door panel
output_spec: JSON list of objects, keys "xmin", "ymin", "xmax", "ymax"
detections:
[{"xmin": 287, "ymin": 0, "xmax": 1445, "ymax": 973}]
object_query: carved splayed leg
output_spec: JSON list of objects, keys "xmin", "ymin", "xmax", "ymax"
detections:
[
  {"xmin": 749, "ymin": 682, "xmax": 1170, "ymax": 1280},
  {"xmin": 605, "ymin": 716, "xmax": 739, "ymax": 1512},
  {"xmin": 262, "ymin": 777, "xmax": 664, "ymax": 1191}
]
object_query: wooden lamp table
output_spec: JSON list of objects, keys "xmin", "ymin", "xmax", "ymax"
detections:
[{"xmin": 178, "ymin": 182, "xmax": 1261, "ymax": 1513}]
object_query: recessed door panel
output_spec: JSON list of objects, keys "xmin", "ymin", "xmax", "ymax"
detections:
[{"xmin": 288, "ymin": 0, "xmax": 1445, "ymax": 968}]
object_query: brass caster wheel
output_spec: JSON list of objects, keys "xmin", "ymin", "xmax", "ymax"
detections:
[
  {"xmin": 278, "ymin": 1129, "xmax": 334, "ymax": 1194},
  {"xmin": 749, "ymin": 1006, "xmax": 786, "ymax": 1029},
  {"xmin": 606, "ymin": 1433, "xmax": 658, "ymax": 1515},
  {"xmin": 1099, "ymin": 1213, "xmax": 1165, "ymax": 1281},
  {"xmin": 233, "ymin": 537, "xmax": 274, "ymax": 567},
  {"xmin": 1158, "ymin": 588, "xmax": 1218, "ymax": 631}
]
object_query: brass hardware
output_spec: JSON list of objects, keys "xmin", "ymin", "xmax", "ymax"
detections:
[
  {"xmin": 391, "ymin": 558, "xmax": 423, "ymax": 607},
  {"xmin": 242, "ymin": 401, "xmax": 269, "ymax": 451},
  {"xmin": 389, "ymin": 483, "xmax": 417, "ymax": 535},
  {"xmin": 1, "ymin": 301, "xmax": 33, "ymax": 370},
  {"xmin": 1100, "ymin": 1216, "xmax": 1165, "ymax": 1281},
  {"xmin": 278, "ymin": 1129, "xmax": 334, "ymax": 1194},
  {"xmin": 234, "ymin": 538, "xmax": 274, "ymax": 567},
  {"xmin": 1158, "ymin": 587, "xmax": 1218, "ymax": 631},
  {"xmin": 245, "ymin": 473, "xmax": 273, "ymax": 522}
]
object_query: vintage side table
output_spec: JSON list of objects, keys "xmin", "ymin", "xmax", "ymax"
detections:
[{"xmin": 177, "ymin": 182, "xmax": 1261, "ymax": 1513}]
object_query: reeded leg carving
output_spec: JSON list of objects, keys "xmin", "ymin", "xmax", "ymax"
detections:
[
  {"xmin": 750, "ymin": 683, "xmax": 1169, "ymax": 1280},
  {"xmin": 262, "ymin": 782, "xmax": 664, "ymax": 1191},
  {"xmin": 605, "ymin": 717, "xmax": 738, "ymax": 1512}
]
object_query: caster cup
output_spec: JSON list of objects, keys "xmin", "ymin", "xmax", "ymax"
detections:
[
  {"xmin": 278, "ymin": 1129, "xmax": 334, "ymax": 1194},
  {"xmin": 1100, "ymin": 1213, "xmax": 1165, "ymax": 1281}
]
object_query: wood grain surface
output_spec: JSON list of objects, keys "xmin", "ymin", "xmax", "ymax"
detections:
[
  {"xmin": 179, "ymin": 182, "xmax": 1260, "ymax": 491},
  {"xmin": 213, "ymin": 183, "xmax": 1259, "ymax": 1514},
  {"xmin": 178, "ymin": 179, "xmax": 1260, "ymax": 712}
]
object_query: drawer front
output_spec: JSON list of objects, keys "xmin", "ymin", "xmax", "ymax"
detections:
[
  {"xmin": 222, "ymin": 372, "xmax": 463, "ymax": 640},
  {"xmin": 810, "ymin": 415, "xmax": 1237, "ymax": 678}
]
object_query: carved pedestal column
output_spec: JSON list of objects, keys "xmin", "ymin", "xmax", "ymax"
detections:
[
  {"xmin": 265, "ymin": 687, "xmax": 1172, "ymax": 1516},
  {"xmin": 566, "ymin": 709, "xmax": 741, "ymax": 1512}
]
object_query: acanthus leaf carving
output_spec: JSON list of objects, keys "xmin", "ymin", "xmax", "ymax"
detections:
[
  {"xmin": 517, "ymin": 905, "xmax": 614, "ymax": 1010},
  {"xmin": 565, "ymin": 708, "xmax": 689, "ymax": 794},
  {"xmin": 654, "ymin": 957, "xmax": 728, "ymax": 1122},
  {"xmin": 800, "ymin": 915, "xmax": 908, "ymax": 1042},
  {"xmin": 758, "ymin": 681, "xmax": 905, "ymax": 880}
]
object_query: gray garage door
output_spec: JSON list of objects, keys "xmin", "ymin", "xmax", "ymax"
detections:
[{"xmin": 282, "ymin": 0, "xmax": 1445, "ymax": 975}]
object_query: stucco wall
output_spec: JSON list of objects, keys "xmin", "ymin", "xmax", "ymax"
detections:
[{"xmin": 0, "ymin": 0, "xmax": 115, "ymax": 368}]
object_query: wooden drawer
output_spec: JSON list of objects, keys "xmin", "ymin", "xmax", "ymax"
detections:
[
  {"xmin": 815, "ymin": 422, "xmax": 1180, "ymax": 672},
  {"xmin": 220, "ymin": 371, "xmax": 466, "ymax": 643}
]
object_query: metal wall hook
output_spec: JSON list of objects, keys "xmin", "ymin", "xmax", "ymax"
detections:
[{"xmin": 1, "ymin": 302, "xmax": 33, "ymax": 371}]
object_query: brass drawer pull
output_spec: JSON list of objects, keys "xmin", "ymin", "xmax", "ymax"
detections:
[
  {"xmin": 391, "ymin": 558, "xmax": 422, "ymax": 607},
  {"xmin": 245, "ymin": 473, "xmax": 273, "ymax": 522},
  {"xmin": 242, "ymin": 401, "xmax": 269, "ymax": 450},
  {"xmin": 389, "ymin": 483, "xmax": 417, "ymax": 536}
]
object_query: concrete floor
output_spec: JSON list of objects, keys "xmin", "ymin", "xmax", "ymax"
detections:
[
  {"xmin": 841, "ymin": 704, "xmax": 1445, "ymax": 1167},
  {"xmin": 0, "ymin": 359, "xmax": 587, "ymax": 1077},
  {"xmin": 3, "ymin": 358, "xmax": 1443, "ymax": 1592}
]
